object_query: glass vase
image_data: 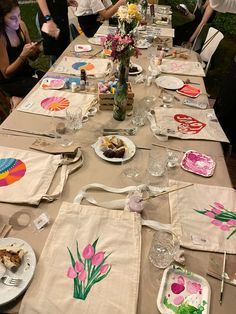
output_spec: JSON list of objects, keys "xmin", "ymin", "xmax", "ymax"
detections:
[{"xmin": 113, "ymin": 57, "xmax": 130, "ymax": 121}]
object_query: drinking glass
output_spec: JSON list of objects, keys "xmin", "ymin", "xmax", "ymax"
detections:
[
  {"xmin": 148, "ymin": 148, "xmax": 167, "ymax": 177},
  {"xmin": 132, "ymin": 101, "xmax": 146, "ymax": 127},
  {"xmin": 121, "ymin": 149, "xmax": 146, "ymax": 183},
  {"xmin": 149, "ymin": 230, "xmax": 180, "ymax": 269}
]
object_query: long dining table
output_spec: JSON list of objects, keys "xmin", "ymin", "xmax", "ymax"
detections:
[{"xmin": 0, "ymin": 22, "xmax": 235, "ymax": 314}]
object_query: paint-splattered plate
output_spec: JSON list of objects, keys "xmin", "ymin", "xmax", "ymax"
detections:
[
  {"xmin": 181, "ymin": 150, "xmax": 216, "ymax": 177},
  {"xmin": 40, "ymin": 78, "xmax": 65, "ymax": 90},
  {"xmin": 157, "ymin": 265, "xmax": 211, "ymax": 314}
]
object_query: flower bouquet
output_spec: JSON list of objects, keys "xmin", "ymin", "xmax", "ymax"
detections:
[
  {"xmin": 103, "ymin": 3, "xmax": 141, "ymax": 120},
  {"xmin": 67, "ymin": 238, "xmax": 111, "ymax": 300}
]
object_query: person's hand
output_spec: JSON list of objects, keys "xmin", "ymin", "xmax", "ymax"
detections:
[
  {"xmin": 20, "ymin": 43, "xmax": 39, "ymax": 59},
  {"xmin": 41, "ymin": 20, "xmax": 60, "ymax": 39},
  {"xmin": 118, "ymin": 0, "xmax": 126, "ymax": 5},
  {"xmin": 67, "ymin": 0, "xmax": 78, "ymax": 7}
]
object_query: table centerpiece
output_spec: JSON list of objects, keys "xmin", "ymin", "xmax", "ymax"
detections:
[{"xmin": 103, "ymin": 2, "xmax": 141, "ymax": 121}]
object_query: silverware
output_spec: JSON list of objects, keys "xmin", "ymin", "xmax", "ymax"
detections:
[
  {"xmin": 2, "ymin": 127, "xmax": 61, "ymax": 139},
  {"xmin": 1, "ymin": 275, "xmax": 22, "ymax": 286},
  {"xmin": 103, "ymin": 128, "xmax": 137, "ymax": 136}
]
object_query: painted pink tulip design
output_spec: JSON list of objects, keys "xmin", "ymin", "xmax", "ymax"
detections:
[
  {"xmin": 174, "ymin": 114, "xmax": 206, "ymax": 134},
  {"xmin": 171, "ymin": 276, "xmax": 185, "ymax": 294},
  {"xmin": 194, "ymin": 202, "xmax": 236, "ymax": 239},
  {"xmin": 67, "ymin": 239, "xmax": 111, "ymax": 300}
]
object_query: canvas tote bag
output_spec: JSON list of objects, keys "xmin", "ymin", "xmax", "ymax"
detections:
[
  {"xmin": 19, "ymin": 201, "xmax": 142, "ymax": 314},
  {"xmin": 0, "ymin": 146, "xmax": 83, "ymax": 205}
]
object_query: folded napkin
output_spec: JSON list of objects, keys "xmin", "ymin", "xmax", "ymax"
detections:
[{"xmin": 207, "ymin": 253, "xmax": 236, "ymax": 286}]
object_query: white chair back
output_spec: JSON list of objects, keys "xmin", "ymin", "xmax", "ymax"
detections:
[{"xmin": 200, "ymin": 27, "xmax": 224, "ymax": 73}]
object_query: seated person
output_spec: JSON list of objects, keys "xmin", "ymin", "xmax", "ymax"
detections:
[
  {"xmin": 74, "ymin": 0, "xmax": 126, "ymax": 38},
  {"xmin": 0, "ymin": 0, "xmax": 44, "ymax": 107},
  {"xmin": 174, "ymin": 0, "xmax": 216, "ymax": 48}
]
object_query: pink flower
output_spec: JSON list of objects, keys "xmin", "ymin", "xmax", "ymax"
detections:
[
  {"xmin": 82, "ymin": 244, "xmax": 94, "ymax": 259},
  {"xmin": 205, "ymin": 211, "xmax": 215, "ymax": 218},
  {"xmin": 227, "ymin": 219, "xmax": 236, "ymax": 226},
  {"xmin": 220, "ymin": 225, "xmax": 230, "ymax": 231},
  {"xmin": 92, "ymin": 252, "xmax": 104, "ymax": 266},
  {"xmin": 211, "ymin": 219, "xmax": 223, "ymax": 226},
  {"xmin": 213, "ymin": 202, "xmax": 224, "ymax": 210},
  {"xmin": 100, "ymin": 264, "xmax": 110, "ymax": 274},
  {"xmin": 74, "ymin": 261, "xmax": 83, "ymax": 273},
  {"xmin": 211, "ymin": 207, "xmax": 222, "ymax": 214},
  {"xmin": 67, "ymin": 266, "xmax": 77, "ymax": 279},
  {"xmin": 78, "ymin": 269, "xmax": 87, "ymax": 282}
]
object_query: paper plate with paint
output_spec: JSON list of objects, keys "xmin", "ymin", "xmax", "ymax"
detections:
[
  {"xmin": 157, "ymin": 265, "xmax": 211, "ymax": 314},
  {"xmin": 74, "ymin": 44, "xmax": 92, "ymax": 53}
]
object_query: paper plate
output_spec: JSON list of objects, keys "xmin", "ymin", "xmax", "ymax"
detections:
[
  {"xmin": 74, "ymin": 44, "xmax": 92, "ymax": 53},
  {"xmin": 135, "ymin": 40, "xmax": 151, "ymax": 49},
  {"xmin": 177, "ymin": 84, "xmax": 201, "ymax": 97},
  {"xmin": 92, "ymin": 135, "xmax": 136, "ymax": 163},
  {"xmin": 181, "ymin": 150, "xmax": 216, "ymax": 177},
  {"xmin": 88, "ymin": 35, "xmax": 107, "ymax": 46},
  {"xmin": 0, "ymin": 237, "xmax": 36, "ymax": 306},
  {"xmin": 157, "ymin": 265, "xmax": 211, "ymax": 314},
  {"xmin": 40, "ymin": 78, "xmax": 65, "ymax": 90},
  {"xmin": 155, "ymin": 75, "xmax": 184, "ymax": 90}
]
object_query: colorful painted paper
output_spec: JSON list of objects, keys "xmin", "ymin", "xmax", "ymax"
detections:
[
  {"xmin": 169, "ymin": 180, "xmax": 236, "ymax": 253},
  {"xmin": 17, "ymin": 89, "xmax": 96, "ymax": 118},
  {"xmin": 53, "ymin": 57, "xmax": 112, "ymax": 77},
  {"xmin": 154, "ymin": 108, "xmax": 229, "ymax": 142}
]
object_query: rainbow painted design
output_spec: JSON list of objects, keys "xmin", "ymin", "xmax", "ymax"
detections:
[
  {"xmin": 0, "ymin": 158, "xmax": 26, "ymax": 187},
  {"xmin": 41, "ymin": 96, "xmax": 70, "ymax": 111},
  {"xmin": 72, "ymin": 62, "xmax": 94, "ymax": 71}
]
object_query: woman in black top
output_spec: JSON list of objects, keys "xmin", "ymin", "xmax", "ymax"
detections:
[{"xmin": 0, "ymin": 0, "xmax": 44, "ymax": 103}]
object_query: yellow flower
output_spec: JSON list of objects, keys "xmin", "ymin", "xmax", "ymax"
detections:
[{"xmin": 128, "ymin": 4, "xmax": 142, "ymax": 21}]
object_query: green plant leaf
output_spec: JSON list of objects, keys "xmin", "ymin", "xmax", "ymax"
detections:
[
  {"xmin": 76, "ymin": 240, "xmax": 83, "ymax": 263},
  {"xmin": 227, "ymin": 228, "xmax": 236, "ymax": 239},
  {"xmin": 67, "ymin": 247, "xmax": 75, "ymax": 267},
  {"xmin": 92, "ymin": 238, "xmax": 99, "ymax": 252},
  {"xmin": 94, "ymin": 266, "xmax": 111, "ymax": 284}
]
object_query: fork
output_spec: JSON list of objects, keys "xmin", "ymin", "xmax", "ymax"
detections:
[{"xmin": 1, "ymin": 275, "xmax": 22, "ymax": 286}]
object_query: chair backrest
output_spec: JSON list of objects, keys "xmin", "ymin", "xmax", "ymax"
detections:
[{"xmin": 200, "ymin": 27, "xmax": 224, "ymax": 73}]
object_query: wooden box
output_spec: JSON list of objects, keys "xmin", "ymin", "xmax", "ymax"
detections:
[{"xmin": 98, "ymin": 82, "xmax": 134, "ymax": 110}]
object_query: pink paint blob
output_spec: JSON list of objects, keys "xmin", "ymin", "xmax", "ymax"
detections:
[{"xmin": 173, "ymin": 295, "xmax": 184, "ymax": 305}]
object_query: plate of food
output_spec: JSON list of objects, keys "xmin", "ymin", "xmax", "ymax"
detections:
[
  {"xmin": 157, "ymin": 265, "xmax": 211, "ymax": 314},
  {"xmin": 181, "ymin": 150, "xmax": 216, "ymax": 177},
  {"xmin": 155, "ymin": 75, "xmax": 184, "ymax": 90},
  {"xmin": 74, "ymin": 44, "xmax": 92, "ymax": 53},
  {"xmin": 92, "ymin": 135, "xmax": 136, "ymax": 163},
  {"xmin": 129, "ymin": 63, "xmax": 143, "ymax": 75},
  {"xmin": 0, "ymin": 237, "xmax": 36, "ymax": 306},
  {"xmin": 40, "ymin": 78, "xmax": 65, "ymax": 90}
]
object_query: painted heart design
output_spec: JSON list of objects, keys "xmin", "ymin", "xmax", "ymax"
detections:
[
  {"xmin": 174, "ymin": 114, "xmax": 206, "ymax": 134},
  {"xmin": 171, "ymin": 283, "xmax": 185, "ymax": 294},
  {"xmin": 187, "ymin": 281, "xmax": 202, "ymax": 294}
]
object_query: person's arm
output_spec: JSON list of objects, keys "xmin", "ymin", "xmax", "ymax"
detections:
[
  {"xmin": 67, "ymin": 0, "xmax": 78, "ymax": 7},
  {"xmin": 188, "ymin": 4, "xmax": 214, "ymax": 44},
  {"xmin": 209, "ymin": 0, "xmax": 236, "ymax": 13},
  {"xmin": 98, "ymin": 0, "xmax": 126, "ymax": 20},
  {"xmin": 36, "ymin": 0, "xmax": 59, "ymax": 38}
]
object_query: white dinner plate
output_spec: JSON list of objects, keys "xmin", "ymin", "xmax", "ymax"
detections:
[
  {"xmin": 92, "ymin": 135, "xmax": 136, "ymax": 163},
  {"xmin": 129, "ymin": 64, "xmax": 143, "ymax": 76},
  {"xmin": 88, "ymin": 35, "xmax": 107, "ymax": 46},
  {"xmin": 0, "ymin": 237, "xmax": 36, "ymax": 306},
  {"xmin": 155, "ymin": 75, "xmax": 184, "ymax": 90},
  {"xmin": 74, "ymin": 44, "xmax": 92, "ymax": 53},
  {"xmin": 135, "ymin": 40, "xmax": 151, "ymax": 49}
]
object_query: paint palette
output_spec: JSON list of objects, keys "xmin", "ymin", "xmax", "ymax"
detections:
[{"xmin": 157, "ymin": 265, "xmax": 211, "ymax": 314}]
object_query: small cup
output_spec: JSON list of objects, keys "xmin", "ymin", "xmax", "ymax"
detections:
[
  {"xmin": 148, "ymin": 148, "xmax": 167, "ymax": 176},
  {"xmin": 132, "ymin": 102, "xmax": 146, "ymax": 127},
  {"xmin": 149, "ymin": 230, "xmax": 180, "ymax": 269}
]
